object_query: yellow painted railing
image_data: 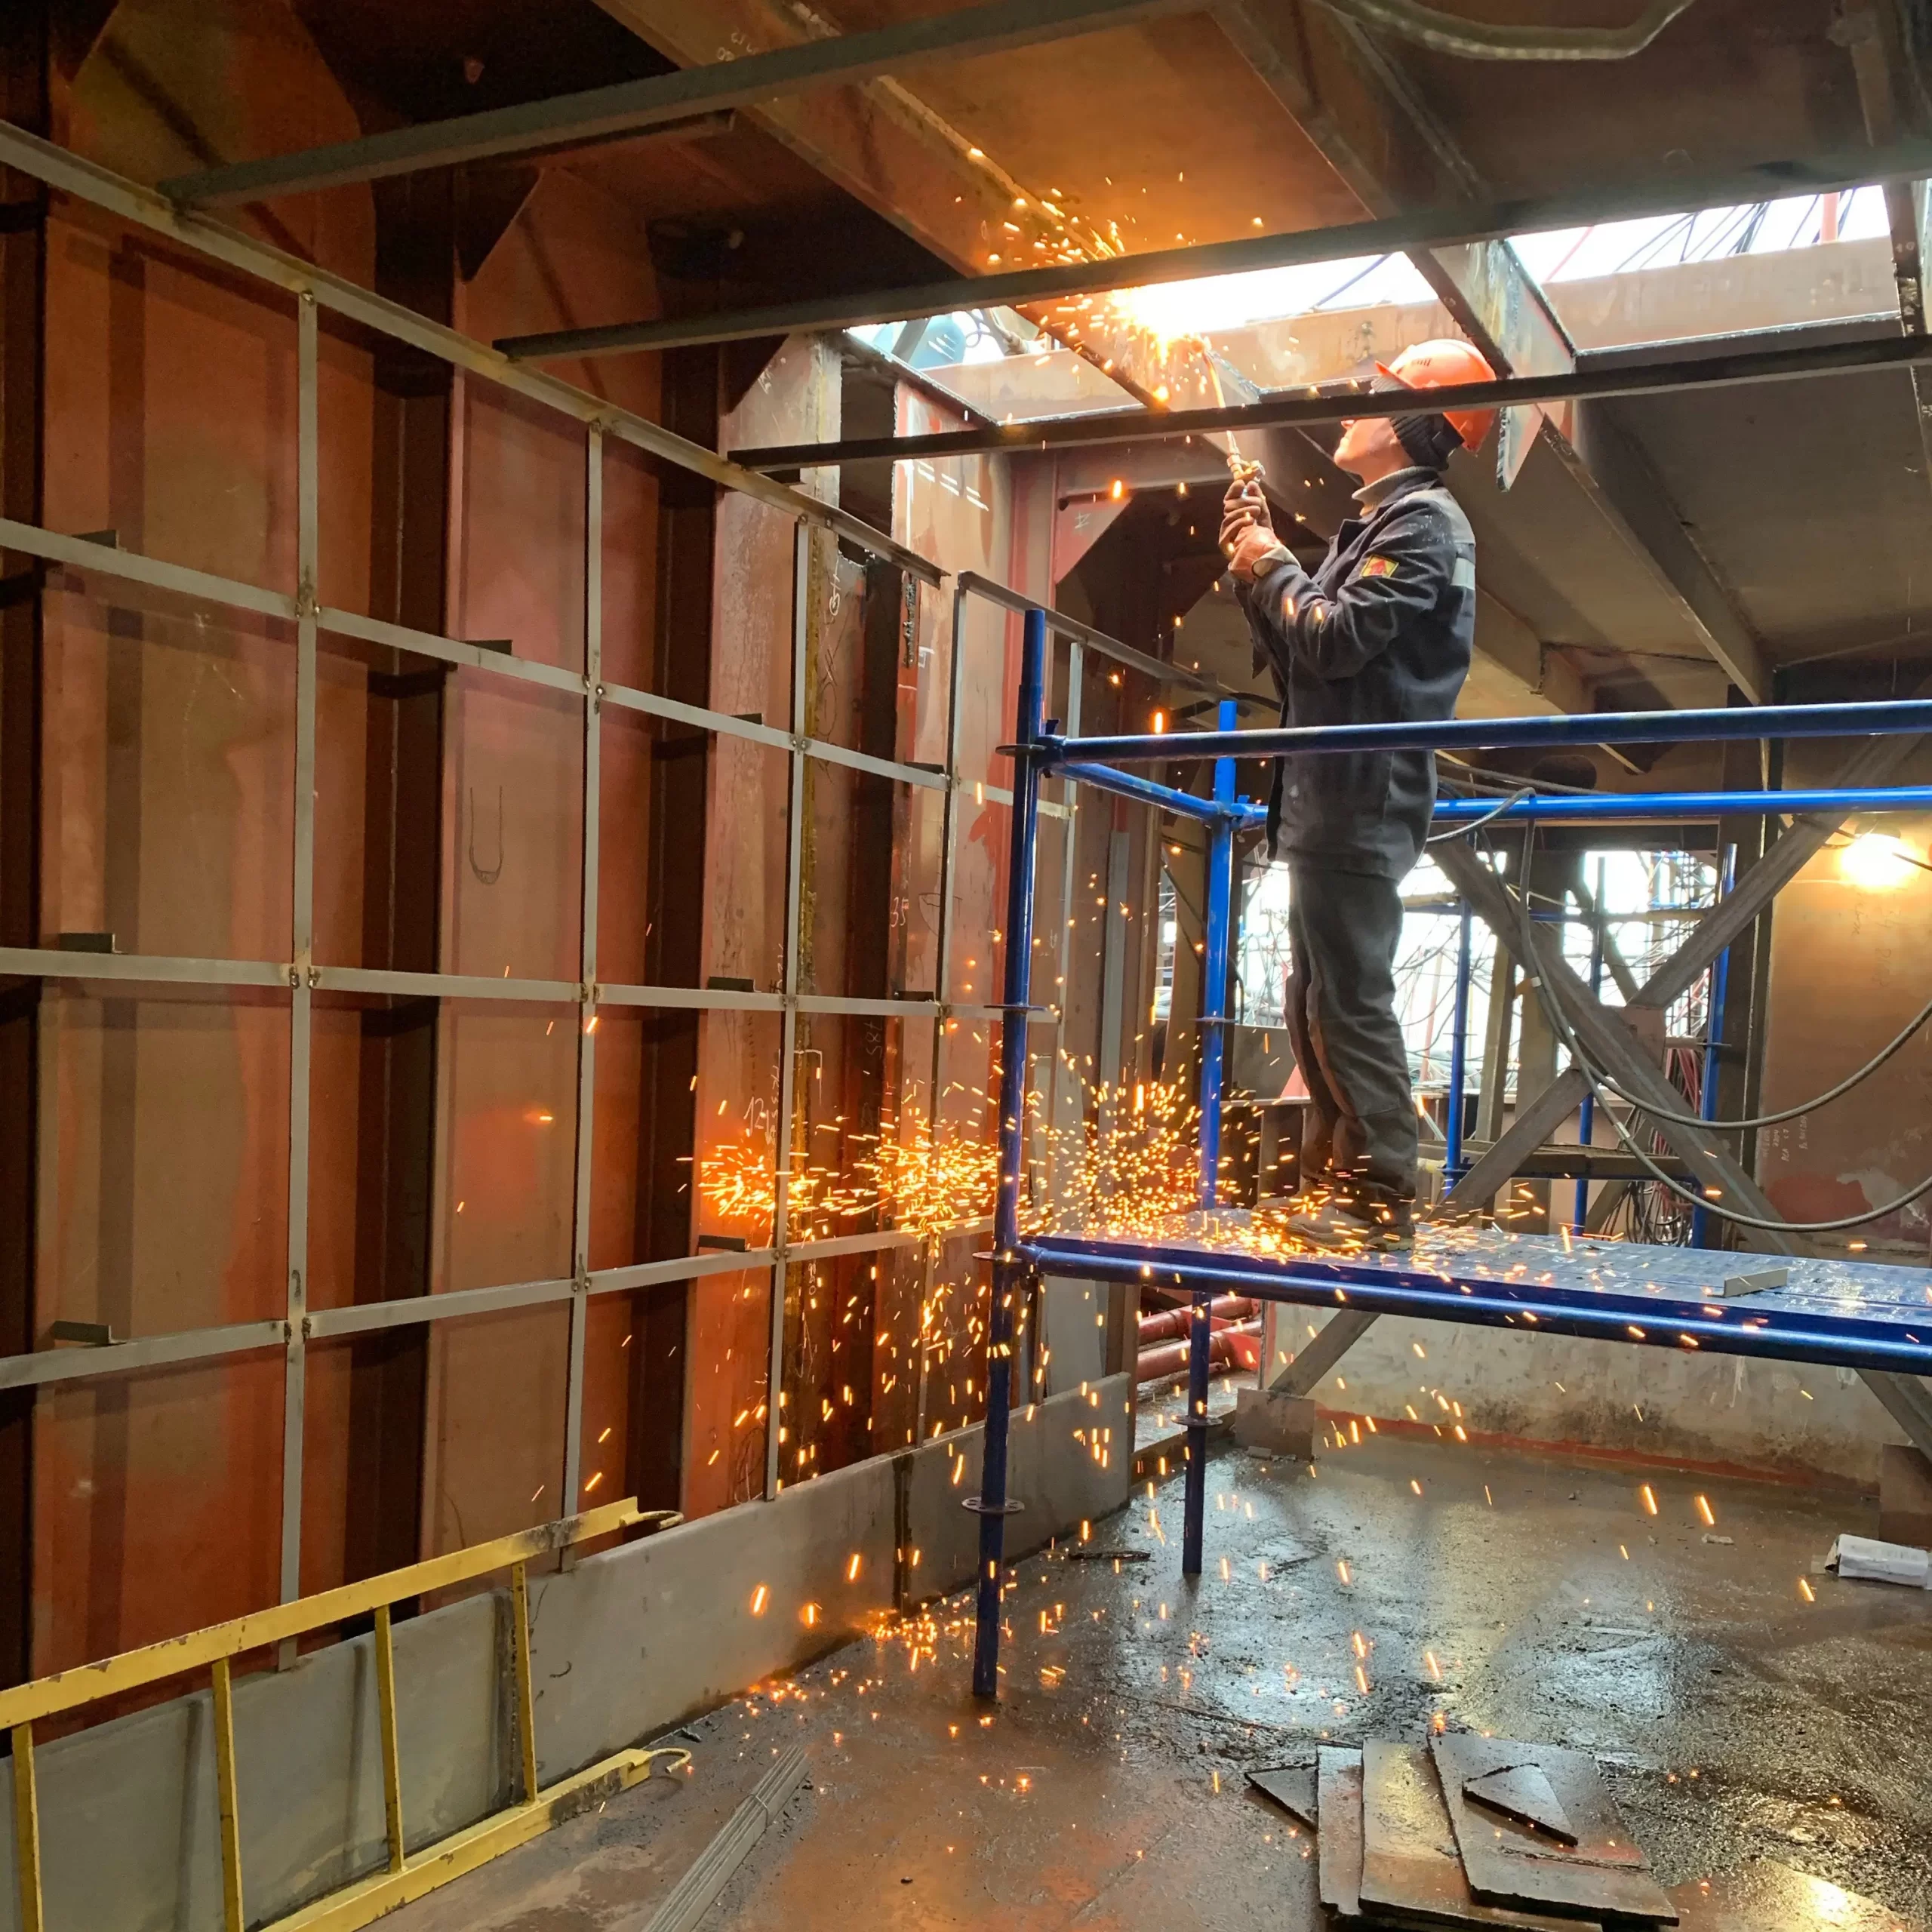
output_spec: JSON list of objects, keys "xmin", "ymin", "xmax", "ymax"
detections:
[{"xmin": 4, "ymin": 1498, "xmax": 684, "ymax": 1932}]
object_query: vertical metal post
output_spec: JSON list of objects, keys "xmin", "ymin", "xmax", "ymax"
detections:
[
  {"xmin": 1195, "ymin": 699, "xmax": 1237, "ymax": 1203},
  {"xmin": 563, "ymin": 427, "xmax": 601, "ymax": 1515},
  {"xmin": 766, "ymin": 518, "xmax": 811, "ymax": 1495},
  {"xmin": 918, "ymin": 583, "xmax": 971, "ymax": 1446},
  {"xmin": 1690, "ymin": 844, "xmax": 1736, "ymax": 1249},
  {"xmin": 510, "ymin": 1560, "xmax": 540, "ymax": 1801},
  {"xmin": 11, "ymin": 1722, "xmax": 42, "ymax": 1932},
  {"xmin": 971, "ymin": 608, "xmax": 1045, "ymax": 1700},
  {"xmin": 1047, "ymin": 638, "xmax": 1083, "ymax": 1196},
  {"xmin": 1574, "ymin": 857, "xmax": 1605, "ymax": 1232},
  {"xmin": 281, "ymin": 289, "xmax": 319, "ymax": 1621},
  {"xmin": 211, "ymin": 1656, "xmax": 245, "ymax": 1932},
  {"xmin": 1183, "ymin": 698, "xmax": 1236, "ymax": 1580},
  {"xmin": 1444, "ymin": 901, "xmax": 1473, "ymax": 1181},
  {"xmin": 374, "ymin": 1604, "xmax": 406, "ymax": 1872}
]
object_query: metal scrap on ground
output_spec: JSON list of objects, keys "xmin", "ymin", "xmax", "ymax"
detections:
[
  {"xmin": 1359, "ymin": 1741, "xmax": 1592, "ymax": 1932},
  {"xmin": 1462, "ymin": 1762, "xmax": 1579, "ymax": 1845},
  {"xmin": 1246, "ymin": 1760, "xmax": 1318, "ymax": 1829},
  {"xmin": 1294, "ymin": 1732, "xmax": 1683, "ymax": 1928},
  {"xmin": 1432, "ymin": 1734, "xmax": 1678, "ymax": 1925}
]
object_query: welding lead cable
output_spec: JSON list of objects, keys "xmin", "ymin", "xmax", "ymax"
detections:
[
  {"xmin": 1425, "ymin": 786, "xmax": 1538, "ymax": 843},
  {"xmin": 1470, "ymin": 824, "xmax": 1932, "ymax": 1133},
  {"xmin": 1554, "ymin": 985, "xmax": 1932, "ymax": 1134},
  {"xmin": 1493, "ymin": 866, "xmax": 1932, "ymax": 1233}
]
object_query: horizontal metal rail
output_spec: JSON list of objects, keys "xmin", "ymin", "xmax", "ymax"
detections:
[
  {"xmin": 0, "ymin": 516, "xmax": 954, "ymax": 798},
  {"xmin": 1050, "ymin": 773, "xmax": 1932, "ymax": 829},
  {"xmin": 503, "ymin": 130, "xmax": 1932, "ymax": 361},
  {"xmin": 1020, "ymin": 1236, "xmax": 1932, "ymax": 1377},
  {"xmin": 729, "ymin": 325, "xmax": 1932, "ymax": 469},
  {"xmin": 1056, "ymin": 697, "xmax": 1932, "ymax": 767},
  {"xmin": 1426, "ymin": 784, "xmax": 1932, "ymax": 823},
  {"xmin": 162, "ymin": 0, "xmax": 1192, "ymax": 206},
  {"xmin": 0, "ymin": 1217, "xmax": 986, "ymax": 1391},
  {"xmin": 1058, "ymin": 759, "xmax": 1224, "ymax": 821}
]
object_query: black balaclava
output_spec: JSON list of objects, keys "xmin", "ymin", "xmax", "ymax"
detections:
[{"xmin": 1371, "ymin": 371, "xmax": 1460, "ymax": 472}]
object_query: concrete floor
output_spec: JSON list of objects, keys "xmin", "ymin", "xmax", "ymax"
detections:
[{"xmin": 383, "ymin": 1426, "xmax": 1931, "ymax": 1930}]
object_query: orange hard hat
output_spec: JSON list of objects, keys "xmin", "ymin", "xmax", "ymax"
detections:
[{"xmin": 1374, "ymin": 338, "xmax": 1499, "ymax": 451}]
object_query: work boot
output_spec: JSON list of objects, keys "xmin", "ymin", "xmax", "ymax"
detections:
[{"xmin": 1289, "ymin": 1183, "xmax": 1414, "ymax": 1253}]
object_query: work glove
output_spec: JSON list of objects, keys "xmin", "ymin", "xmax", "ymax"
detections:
[
  {"xmin": 1225, "ymin": 521, "xmax": 1292, "ymax": 583},
  {"xmin": 1219, "ymin": 470, "xmax": 1270, "ymax": 551}
]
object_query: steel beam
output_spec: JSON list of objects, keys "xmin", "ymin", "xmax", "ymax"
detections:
[
  {"xmin": 1269, "ymin": 1308, "xmax": 1378, "ymax": 1398},
  {"xmin": 1207, "ymin": 2, "xmax": 1775, "ymax": 700},
  {"xmin": 726, "ymin": 328, "xmax": 1932, "ymax": 470},
  {"xmin": 1564, "ymin": 405, "xmax": 1771, "ymax": 700},
  {"xmin": 1061, "ymin": 696, "xmax": 1932, "ymax": 767},
  {"xmin": 498, "ymin": 131, "xmax": 1932, "ymax": 361},
  {"xmin": 161, "ymin": 0, "xmax": 1191, "ymax": 206}
]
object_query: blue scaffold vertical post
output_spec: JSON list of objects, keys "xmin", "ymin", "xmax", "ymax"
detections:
[
  {"xmin": 1574, "ymin": 857, "xmax": 1606, "ymax": 1232},
  {"xmin": 1183, "ymin": 697, "xmax": 1238, "ymax": 1580},
  {"xmin": 1690, "ymin": 844, "xmax": 1737, "ymax": 1250},
  {"xmin": 1444, "ymin": 900, "xmax": 1473, "ymax": 1183},
  {"xmin": 971, "ymin": 607, "xmax": 1046, "ymax": 1700}
]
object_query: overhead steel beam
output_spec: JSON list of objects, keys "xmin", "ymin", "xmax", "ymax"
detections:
[
  {"xmin": 724, "ymin": 325, "xmax": 1932, "ymax": 469},
  {"xmin": 1564, "ymin": 405, "xmax": 1772, "ymax": 700},
  {"xmin": 159, "ymin": 0, "xmax": 1194, "ymax": 206},
  {"xmin": 1838, "ymin": 0, "xmax": 1932, "ymax": 500},
  {"xmin": 1211, "ymin": 8, "xmax": 1772, "ymax": 697},
  {"xmin": 498, "ymin": 131, "xmax": 1932, "ymax": 361}
]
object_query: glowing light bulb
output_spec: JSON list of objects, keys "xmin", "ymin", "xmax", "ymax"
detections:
[{"xmin": 1839, "ymin": 830, "xmax": 1918, "ymax": 889}]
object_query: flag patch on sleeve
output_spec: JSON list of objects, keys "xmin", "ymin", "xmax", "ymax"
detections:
[{"xmin": 1358, "ymin": 555, "xmax": 1398, "ymax": 578}]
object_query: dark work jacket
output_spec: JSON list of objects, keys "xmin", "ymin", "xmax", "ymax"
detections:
[{"xmin": 1235, "ymin": 468, "xmax": 1477, "ymax": 879}]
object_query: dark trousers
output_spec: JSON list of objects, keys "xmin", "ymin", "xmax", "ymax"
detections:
[{"xmin": 1283, "ymin": 863, "xmax": 1418, "ymax": 1198}]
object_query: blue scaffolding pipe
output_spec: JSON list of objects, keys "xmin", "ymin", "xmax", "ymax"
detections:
[
  {"xmin": 971, "ymin": 607, "xmax": 1045, "ymax": 1701},
  {"xmin": 1425, "ymin": 785, "xmax": 1932, "ymax": 824},
  {"xmin": 1444, "ymin": 901, "xmax": 1474, "ymax": 1182},
  {"xmin": 1574, "ymin": 857, "xmax": 1606, "ymax": 1233},
  {"xmin": 1014, "ymin": 1236, "xmax": 1932, "ymax": 1377},
  {"xmin": 1183, "ymin": 701, "xmax": 1238, "ymax": 1579},
  {"xmin": 1049, "ymin": 775, "xmax": 1932, "ymax": 832},
  {"xmin": 1690, "ymin": 845, "xmax": 1738, "ymax": 1248},
  {"xmin": 1057, "ymin": 758, "xmax": 1224, "ymax": 823},
  {"xmin": 1053, "ymin": 698, "xmax": 1932, "ymax": 769}
]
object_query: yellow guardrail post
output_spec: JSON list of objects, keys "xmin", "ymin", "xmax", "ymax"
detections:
[
  {"xmin": 211, "ymin": 1657, "xmax": 245, "ymax": 1932},
  {"xmin": 11, "ymin": 1720, "xmax": 43, "ymax": 1932},
  {"xmin": 509, "ymin": 1562, "xmax": 540, "ymax": 1803},
  {"xmin": 372, "ymin": 1606, "xmax": 405, "ymax": 1873}
]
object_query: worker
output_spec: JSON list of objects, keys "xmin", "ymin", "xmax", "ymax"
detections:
[{"xmin": 1220, "ymin": 339, "xmax": 1496, "ymax": 1250}]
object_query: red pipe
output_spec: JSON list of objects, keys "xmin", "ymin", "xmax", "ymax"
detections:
[
  {"xmin": 1137, "ymin": 1319, "xmax": 1262, "ymax": 1386},
  {"xmin": 1136, "ymin": 1295, "xmax": 1257, "ymax": 1344}
]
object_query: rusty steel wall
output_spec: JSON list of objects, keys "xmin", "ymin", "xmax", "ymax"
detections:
[{"xmin": 0, "ymin": 0, "xmax": 1067, "ymax": 1694}]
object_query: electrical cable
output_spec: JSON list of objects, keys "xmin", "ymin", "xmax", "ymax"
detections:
[
  {"xmin": 1561, "ymin": 986, "xmax": 1932, "ymax": 1133},
  {"xmin": 1426, "ymin": 786, "xmax": 1538, "ymax": 842},
  {"xmin": 1484, "ymin": 837, "xmax": 1932, "ymax": 1232}
]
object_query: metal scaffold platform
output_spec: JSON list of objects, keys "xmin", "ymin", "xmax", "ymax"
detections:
[{"xmin": 967, "ymin": 595, "xmax": 1932, "ymax": 1700}]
